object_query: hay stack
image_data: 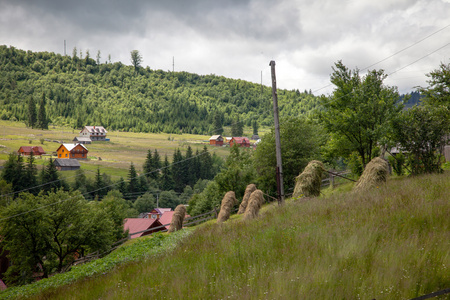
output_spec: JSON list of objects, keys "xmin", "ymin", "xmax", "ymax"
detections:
[
  {"xmin": 217, "ymin": 191, "xmax": 237, "ymax": 224},
  {"xmin": 354, "ymin": 157, "xmax": 389, "ymax": 193},
  {"xmin": 292, "ymin": 160, "xmax": 325, "ymax": 199},
  {"xmin": 243, "ymin": 189, "xmax": 265, "ymax": 221},
  {"xmin": 237, "ymin": 184, "xmax": 257, "ymax": 214},
  {"xmin": 168, "ymin": 205, "xmax": 187, "ymax": 233}
]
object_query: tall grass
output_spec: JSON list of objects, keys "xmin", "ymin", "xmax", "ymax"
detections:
[{"xmin": 10, "ymin": 172, "xmax": 450, "ymax": 299}]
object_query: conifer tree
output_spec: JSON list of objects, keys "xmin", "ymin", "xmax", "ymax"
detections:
[
  {"xmin": 37, "ymin": 92, "xmax": 48, "ymax": 130},
  {"xmin": 171, "ymin": 149, "xmax": 184, "ymax": 193},
  {"xmin": 27, "ymin": 96, "xmax": 37, "ymax": 128},
  {"xmin": 160, "ymin": 155, "xmax": 174, "ymax": 191},
  {"xmin": 127, "ymin": 163, "xmax": 138, "ymax": 198},
  {"xmin": 143, "ymin": 150, "xmax": 153, "ymax": 178},
  {"xmin": 41, "ymin": 158, "xmax": 61, "ymax": 194},
  {"xmin": 24, "ymin": 152, "xmax": 37, "ymax": 195}
]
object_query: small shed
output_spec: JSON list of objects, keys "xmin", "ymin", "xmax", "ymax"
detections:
[
  {"xmin": 251, "ymin": 134, "xmax": 260, "ymax": 140},
  {"xmin": 54, "ymin": 158, "xmax": 81, "ymax": 171},
  {"xmin": 124, "ymin": 218, "xmax": 165, "ymax": 239},
  {"xmin": 18, "ymin": 146, "xmax": 46, "ymax": 156},
  {"xmin": 73, "ymin": 136, "xmax": 92, "ymax": 144},
  {"xmin": 229, "ymin": 137, "xmax": 250, "ymax": 148},
  {"xmin": 209, "ymin": 135, "xmax": 224, "ymax": 146}
]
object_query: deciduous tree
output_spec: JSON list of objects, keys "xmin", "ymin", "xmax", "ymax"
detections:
[{"xmin": 318, "ymin": 61, "xmax": 402, "ymax": 167}]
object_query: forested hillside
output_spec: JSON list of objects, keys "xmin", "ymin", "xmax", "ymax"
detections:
[{"xmin": 0, "ymin": 45, "xmax": 319, "ymax": 134}]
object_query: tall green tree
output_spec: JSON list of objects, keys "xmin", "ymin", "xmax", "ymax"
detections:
[
  {"xmin": 213, "ymin": 111, "xmax": 223, "ymax": 135},
  {"xmin": 254, "ymin": 117, "xmax": 323, "ymax": 197},
  {"xmin": 417, "ymin": 62, "xmax": 450, "ymax": 109},
  {"xmin": 127, "ymin": 163, "xmax": 139, "ymax": 198},
  {"xmin": 231, "ymin": 115, "xmax": 244, "ymax": 136},
  {"xmin": 172, "ymin": 149, "xmax": 185, "ymax": 193},
  {"xmin": 318, "ymin": 61, "xmax": 402, "ymax": 167},
  {"xmin": 37, "ymin": 92, "xmax": 48, "ymax": 129},
  {"xmin": 24, "ymin": 152, "xmax": 38, "ymax": 195},
  {"xmin": 27, "ymin": 96, "xmax": 37, "ymax": 128},
  {"xmin": 392, "ymin": 105, "xmax": 450, "ymax": 175},
  {"xmin": 160, "ymin": 155, "xmax": 174, "ymax": 191},
  {"xmin": 41, "ymin": 158, "xmax": 63, "ymax": 194},
  {"xmin": 130, "ymin": 50, "xmax": 143, "ymax": 74},
  {"xmin": 143, "ymin": 149, "xmax": 153, "ymax": 178}
]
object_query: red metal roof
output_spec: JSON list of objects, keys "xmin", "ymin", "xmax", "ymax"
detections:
[
  {"xmin": 0, "ymin": 279, "xmax": 6, "ymax": 291},
  {"xmin": 159, "ymin": 211, "xmax": 191, "ymax": 229},
  {"xmin": 18, "ymin": 146, "xmax": 46, "ymax": 155},
  {"xmin": 232, "ymin": 137, "xmax": 250, "ymax": 144},
  {"xmin": 123, "ymin": 218, "xmax": 163, "ymax": 239}
]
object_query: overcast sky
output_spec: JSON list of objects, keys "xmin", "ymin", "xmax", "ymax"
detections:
[{"xmin": 1, "ymin": 0, "xmax": 450, "ymax": 95}]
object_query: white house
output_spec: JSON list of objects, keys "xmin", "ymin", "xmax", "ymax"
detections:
[{"xmin": 79, "ymin": 126, "xmax": 108, "ymax": 141}]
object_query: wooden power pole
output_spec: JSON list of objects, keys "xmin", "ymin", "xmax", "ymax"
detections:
[{"xmin": 269, "ymin": 60, "xmax": 285, "ymax": 205}]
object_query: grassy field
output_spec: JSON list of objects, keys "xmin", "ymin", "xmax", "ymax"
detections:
[
  {"xmin": 2, "ymin": 171, "xmax": 448, "ymax": 300},
  {"xmin": 0, "ymin": 120, "xmax": 242, "ymax": 180}
]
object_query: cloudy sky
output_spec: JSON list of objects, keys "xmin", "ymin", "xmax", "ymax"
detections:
[{"xmin": 1, "ymin": 0, "xmax": 450, "ymax": 95}]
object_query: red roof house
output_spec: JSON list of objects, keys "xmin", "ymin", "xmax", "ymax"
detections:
[
  {"xmin": 229, "ymin": 137, "xmax": 250, "ymax": 148},
  {"xmin": 148, "ymin": 208, "xmax": 172, "ymax": 220},
  {"xmin": 124, "ymin": 218, "xmax": 165, "ymax": 239},
  {"xmin": 159, "ymin": 211, "xmax": 191, "ymax": 229},
  {"xmin": 18, "ymin": 146, "xmax": 46, "ymax": 156}
]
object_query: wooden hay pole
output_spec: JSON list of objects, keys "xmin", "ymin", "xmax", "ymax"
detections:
[
  {"xmin": 353, "ymin": 157, "xmax": 389, "ymax": 193},
  {"xmin": 217, "ymin": 191, "xmax": 237, "ymax": 224},
  {"xmin": 237, "ymin": 183, "xmax": 257, "ymax": 214},
  {"xmin": 168, "ymin": 204, "xmax": 187, "ymax": 233},
  {"xmin": 292, "ymin": 160, "xmax": 325, "ymax": 199},
  {"xmin": 243, "ymin": 189, "xmax": 265, "ymax": 221}
]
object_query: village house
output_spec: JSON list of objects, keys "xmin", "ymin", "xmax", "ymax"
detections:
[
  {"xmin": 229, "ymin": 137, "xmax": 250, "ymax": 148},
  {"xmin": 54, "ymin": 158, "xmax": 81, "ymax": 171},
  {"xmin": 209, "ymin": 135, "xmax": 224, "ymax": 146},
  {"xmin": 56, "ymin": 143, "xmax": 88, "ymax": 160},
  {"xmin": 17, "ymin": 146, "xmax": 46, "ymax": 156},
  {"xmin": 123, "ymin": 218, "xmax": 165, "ymax": 239},
  {"xmin": 79, "ymin": 126, "xmax": 108, "ymax": 141},
  {"xmin": 148, "ymin": 208, "xmax": 172, "ymax": 220}
]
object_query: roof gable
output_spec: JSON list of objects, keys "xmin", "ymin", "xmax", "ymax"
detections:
[{"xmin": 124, "ymin": 218, "xmax": 163, "ymax": 239}]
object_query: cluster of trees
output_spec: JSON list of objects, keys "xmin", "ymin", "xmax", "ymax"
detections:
[
  {"xmin": 0, "ymin": 189, "xmax": 129, "ymax": 286},
  {"xmin": 0, "ymin": 45, "xmax": 320, "ymax": 134}
]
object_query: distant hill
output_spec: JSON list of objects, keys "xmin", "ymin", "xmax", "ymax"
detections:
[{"xmin": 0, "ymin": 45, "xmax": 319, "ymax": 135}]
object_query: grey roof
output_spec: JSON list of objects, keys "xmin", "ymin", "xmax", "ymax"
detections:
[
  {"xmin": 73, "ymin": 136, "xmax": 92, "ymax": 142},
  {"xmin": 54, "ymin": 159, "xmax": 81, "ymax": 167}
]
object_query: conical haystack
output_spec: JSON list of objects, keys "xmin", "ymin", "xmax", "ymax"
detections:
[
  {"xmin": 217, "ymin": 191, "xmax": 237, "ymax": 224},
  {"xmin": 354, "ymin": 157, "xmax": 389, "ymax": 193},
  {"xmin": 237, "ymin": 184, "xmax": 257, "ymax": 214},
  {"xmin": 168, "ymin": 204, "xmax": 187, "ymax": 233},
  {"xmin": 292, "ymin": 160, "xmax": 325, "ymax": 199},
  {"xmin": 243, "ymin": 189, "xmax": 265, "ymax": 221}
]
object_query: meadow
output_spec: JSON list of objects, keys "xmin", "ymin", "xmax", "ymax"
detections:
[
  {"xmin": 1, "ymin": 170, "xmax": 448, "ymax": 299},
  {"xmin": 0, "ymin": 120, "xmax": 242, "ymax": 180}
]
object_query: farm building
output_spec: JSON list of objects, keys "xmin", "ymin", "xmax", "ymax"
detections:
[
  {"xmin": 229, "ymin": 137, "xmax": 250, "ymax": 148},
  {"xmin": 209, "ymin": 135, "xmax": 224, "ymax": 146},
  {"xmin": 72, "ymin": 136, "xmax": 92, "ymax": 144},
  {"xmin": 79, "ymin": 126, "xmax": 108, "ymax": 141},
  {"xmin": 148, "ymin": 208, "xmax": 172, "ymax": 220},
  {"xmin": 56, "ymin": 143, "xmax": 88, "ymax": 160},
  {"xmin": 54, "ymin": 158, "xmax": 81, "ymax": 171},
  {"xmin": 124, "ymin": 218, "xmax": 165, "ymax": 239},
  {"xmin": 17, "ymin": 146, "xmax": 46, "ymax": 156}
]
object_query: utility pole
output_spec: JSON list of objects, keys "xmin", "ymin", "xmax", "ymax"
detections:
[{"xmin": 269, "ymin": 60, "xmax": 285, "ymax": 205}]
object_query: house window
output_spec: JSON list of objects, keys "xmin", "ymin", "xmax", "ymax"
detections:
[
  {"xmin": 65, "ymin": 154, "xmax": 67, "ymax": 157},
  {"xmin": 151, "ymin": 214, "xmax": 157, "ymax": 219},
  {"xmin": 59, "ymin": 154, "xmax": 61, "ymax": 158}
]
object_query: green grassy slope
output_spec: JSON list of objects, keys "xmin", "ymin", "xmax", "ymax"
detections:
[{"xmin": 5, "ymin": 171, "xmax": 447, "ymax": 300}]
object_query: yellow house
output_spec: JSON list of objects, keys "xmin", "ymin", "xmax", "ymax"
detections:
[{"xmin": 56, "ymin": 143, "xmax": 88, "ymax": 160}]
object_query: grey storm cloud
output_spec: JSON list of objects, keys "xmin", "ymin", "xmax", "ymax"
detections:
[{"xmin": 1, "ymin": 0, "xmax": 450, "ymax": 94}]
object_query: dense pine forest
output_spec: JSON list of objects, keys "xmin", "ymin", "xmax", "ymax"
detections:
[{"xmin": 0, "ymin": 45, "xmax": 319, "ymax": 134}]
